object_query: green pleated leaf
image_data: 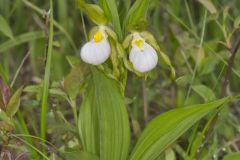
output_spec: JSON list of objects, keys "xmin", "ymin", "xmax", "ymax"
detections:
[
  {"xmin": 129, "ymin": 97, "xmax": 231, "ymax": 160},
  {"xmin": 79, "ymin": 68, "xmax": 130, "ymax": 160},
  {"xmin": 0, "ymin": 15, "xmax": 14, "ymax": 39},
  {"xmin": 64, "ymin": 151, "xmax": 99, "ymax": 160},
  {"xmin": 124, "ymin": 0, "xmax": 151, "ymax": 30},
  {"xmin": 99, "ymin": 0, "xmax": 122, "ymax": 39}
]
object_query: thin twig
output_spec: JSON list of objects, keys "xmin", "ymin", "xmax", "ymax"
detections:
[
  {"xmin": 10, "ymin": 51, "xmax": 30, "ymax": 87},
  {"xmin": 221, "ymin": 38, "xmax": 240, "ymax": 97}
]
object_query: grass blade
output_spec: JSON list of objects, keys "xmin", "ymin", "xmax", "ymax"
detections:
[
  {"xmin": 0, "ymin": 31, "xmax": 44, "ymax": 53},
  {"xmin": 99, "ymin": 0, "xmax": 122, "ymax": 40},
  {"xmin": 11, "ymin": 135, "xmax": 50, "ymax": 160},
  {"xmin": 124, "ymin": 0, "xmax": 151, "ymax": 30},
  {"xmin": 0, "ymin": 15, "xmax": 14, "ymax": 39},
  {"xmin": 40, "ymin": 0, "xmax": 54, "ymax": 141}
]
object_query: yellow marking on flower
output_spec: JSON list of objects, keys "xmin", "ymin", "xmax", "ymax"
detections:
[
  {"xmin": 133, "ymin": 38, "xmax": 144, "ymax": 49},
  {"xmin": 94, "ymin": 31, "xmax": 104, "ymax": 43}
]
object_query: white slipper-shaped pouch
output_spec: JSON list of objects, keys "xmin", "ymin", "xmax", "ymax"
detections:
[
  {"xmin": 129, "ymin": 35, "xmax": 158, "ymax": 73},
  {"xmin": 80, "ymin": 29, "xmax": 111, "ymax": 65}
]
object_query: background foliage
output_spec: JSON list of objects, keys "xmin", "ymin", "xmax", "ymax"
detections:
[{"xmin": 0, "ymin": 0, "xmax": 240, "ymax": 159}]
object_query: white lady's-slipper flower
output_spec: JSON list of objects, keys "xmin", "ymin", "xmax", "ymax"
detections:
[
  {"xmin": 80, "ymin": 29, "xmax": 111, "ymax": 65},
  {"xmin": 129, "ymin": 34, "xmax": 158, "ymax": 73}
]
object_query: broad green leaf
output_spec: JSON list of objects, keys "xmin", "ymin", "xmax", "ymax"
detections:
[
  {"xmin": 0, "ymin": 111, "xmax": 10, "ymax": 122},
  {"xmin": 234, "ymin": 16, "xmax": 240, "ymax": 28},
  {"xmin": 79, "ymin": 91, "xmax": 99, "ymax": 154},
  {"xmin": 129, "ymin": 97, "xmax": 231, "ymax": 160},
  {"xmin": 124, "ymin": 0, "xmax": 151, "ymax": 30},
  {"xmin": 64, "ymin": 151, "xmax": 99, "ymax": 160},
  {"xmin": 83, "ymin": 4, "xmax": 108, "ymax": 25},
  {"xmin": 199, "ymin": 55, "xmax": 219, "ymax": 75},
  {"xmin": 66, "ymin": 56, "xmax": 82, "ymax": 67},
  {"xmin": 165, "ymin": 148, "xmax": 176, "ymax": 160},
  {"xmin": 0, "ymin": 31, "xmax": 44, "ymax": 53},
  {"xmin": 0, "ymin": 15, "xmax": 14, "ymax": 39},
  {"xmin": 24, "ymin": 84, "xmax": 43, "ymax": 101},
  {"xmin": 49, "ymin": 88, "xmax": 68, "ymax": 99},
  {"xmin": 6, "ymin": 86, "xmax": 24, "ymax": 117},
  {"xmin": 24, "ymin": 83, "xmax": 70, "ymax": 102},
  {"xmin": 198, "ymin": 0, "xmax": 217, "ymax": 14},
  {"xmin": 64, "ymin": 64, "xmax": 89, "ymax": 99},
  {"xmin": 176, "ymin": 75, "xmax": 192, "ymax": 86},
  {"xmin": 192, "ymin": 84, "xmax": 216, "ymax": 102},
  {"xmin": 23, "ymin": 85, "xmax": 41, "ymax": 93},
  {"xmin": 76, "ymin": 1, "xmax": 107, "ymax": 25},
  {"xmin": 79, "ymin": 68, "xmax": 130, "ymax": 160},
  {"xmin": 99, "ymin": 0, "xmax": 122, "ymax": 39},
  {"xmin": 0, "ymin": 111, "xmax": 13, "ymax": 131},
  {"xmin": 223, "ymin": 152, "xmax": 240, "ymax": 160}
]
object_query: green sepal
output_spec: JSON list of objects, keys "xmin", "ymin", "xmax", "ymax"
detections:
[{"xmin": 76, "ymin": 1, "xmax": 108, "ymax": 25}]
